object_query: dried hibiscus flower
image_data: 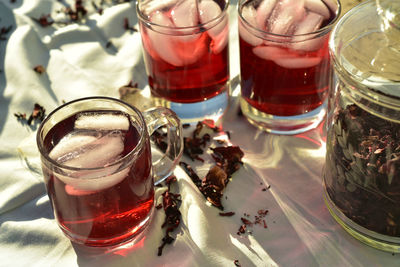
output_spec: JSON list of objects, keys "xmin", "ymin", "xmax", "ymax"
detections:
[
  {"xmin": 180, "ymin": 145, "xmax": 244, "ymax": 210},
  {"xmin": 156, "ymin": 121, "xmax": 245, "ymax": 210},
  {"xmin": 15, "ymin": 103, "xmax": 46, "ymax": 126},
  {"xmin": 157, "ymin": 176, "xmax": 182, "ymax": 256},
  {"xmin": 211, "ymin": 146, "xmax": 244, "ymax": 177}
]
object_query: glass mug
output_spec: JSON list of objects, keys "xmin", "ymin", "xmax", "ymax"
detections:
[
  {"xmin": 37, "ymin": 97, "xmax": 183, "ymax": 247},
  {"xmin": 136, "ymin": 0, "xmax": 230, "ymax": 122}
]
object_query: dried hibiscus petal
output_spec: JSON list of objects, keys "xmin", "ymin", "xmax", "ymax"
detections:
[
  {"xmin": 179, "ymin": 161, "xmax": 202, "ymax": 187},
  {"xmin": 33, "ymin": 65, "xmax": 45, "ymax": 74},
  {"xmin": 202, "ymin": 184, "xmax": 224, "ymax": 209},
  {"xmin": 157, "ymin": 176, "xmax": 182, "ymax": 256},
  {"xmin": 33, "ymin": 14, "xmax": 54, "ymax": 27},
  {"xmin": 219, "ymin": 211, "xmax": 235, "ymax": 217},
  {"xmin": 211, "ymin": 146, "xmax": 244, "ymax": 177},
  {"xmin": 184, "ymin": 137, "xmax": 206, "ymax": 162},
  {"xmin": 203, "ymin": 165, "xmax": 227, "ymax": 191}
]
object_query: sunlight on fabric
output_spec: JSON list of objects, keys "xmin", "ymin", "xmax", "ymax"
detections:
[
  {"xmin": 35, "ymin": 194, "xmax": 49, "ymax": 206},
  {"xmin": 242, "ymin": 135, "xmax": 283, "ymax": 169},
  {"xmin": 269, "ymin": 189, "xmax": 361, "ymax": 265},
  {"xmin": 230, "ymin": 234, "xmax": 278, "ymax": 267},
  {"xmin": 186, "ymin": 201, "xmax": 208, "ymax": 246}
]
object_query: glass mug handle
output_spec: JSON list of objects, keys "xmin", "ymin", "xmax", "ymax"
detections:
[{"xmin": 142, "ymin": 107, "xmax": 183, "ymax": 184}]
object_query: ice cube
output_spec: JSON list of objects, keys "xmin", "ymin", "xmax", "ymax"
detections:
[
  {"xmin": 252, "ymin": 45, "xmax": 321, "ymax": 68},
  {"xmin": 239, "ymin": 5, "xmax": 263, "ymax": 46},
  {"xmin": 268, "ymin": 0, "xmax": 306, "ymax": 35},
  {"xmin": 199, "ymin": 0, "xmax": 225, "ymax": 39},
  {"xmin": 291, "ymin": 12, "xmax": 325, "ymax": 51},
  {"xmin": 50, "ymin": 131, "xmax": 128, "ymax": 192},
  {"xmin": 198, "ymin": 0, "xmax": 228, "ymax": 54},
  {"xmin": 60, "ymin": 166, "xmax": 130, "ymax": 195},
  {"xmin": 210, "ymin": 24, "xmax": 228, "ymax": 54},
  {"xmin": 74, "ymin": 113, "xmax": 130, "ymax": 131},
  {"xmin": 64, "ymin": 133, "xmax": 125, "ymax": 169},
  {"xmin": 140, "ymin": 0, "xmax": 180, "ymax": 17},
  {"xmin": 304, "ymin": 0, "xmax": 330, "ymax": 19},
  {"xmin": 174, "ymin": 32, "xmax": 208, "ymax": 64},
  {"xmin": 274, "ymin": 56, "xmax": 322, "ymax": 68},
  {"xmin": 294, "ymin": 12, "xmax": 323, "ymax": 35},
  {"xmin": 49, "ymin": 134, "xmax": 98, "ymax": 163},
  {"xmin": 171, "ymin": 0, "xmax": 202, "ymax": 42},
  {"xmin": 171, "ymin": 0, "xmax": 199, "ymax": 27},
  {"xmin": 148, "ymin": 11, "xmax": 185, "ymax": 66},
  {"xmin": 49, "ymin": 127, "xmax": 129, "ymax": 195},
  {"xmin": 150, "ymin": 10, "xmax": 174, "ymax": 27},
  {"xmin": 256, "ymin": 0, "xmax": 277, "ymax": 31},
  {"xmin": 252, "ymin": 45, "xmax": 291, "ymax": 61}
]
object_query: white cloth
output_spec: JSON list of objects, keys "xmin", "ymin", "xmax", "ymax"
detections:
[{"xmin": 0, "ymin": 0, "xmax": 398, "ymax": 266}]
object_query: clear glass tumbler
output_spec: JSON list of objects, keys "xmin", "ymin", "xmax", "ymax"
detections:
[
  {"xmin": 238, "ymin": 0, "xmax": 341, "ymax": 135},
  {"xmin": 137, "ymin": 0, "xmax": 230, "ymax": 122}
]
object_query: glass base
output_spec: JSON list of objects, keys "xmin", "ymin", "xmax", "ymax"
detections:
[
  {"xmin": 239, "ymin": 98, "xmax": 327, "ymax": 135},
  {"xmin": 153, "ymin": 89, "xmax": 229, "ymax": 123},
  {"xmin": 323, "ymin": 185, "xmax": 400, "ymax": 254},
  {"xmin": 62, "ymin": 205, "xmax": 154, "ymax": 249}
]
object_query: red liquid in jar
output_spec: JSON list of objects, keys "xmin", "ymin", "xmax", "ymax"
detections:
[
  {"xmin": 139, "ymin": 0, "xmax": 229, "ymax": 104},
  {"xmin": 43, "ymin": 111, "xmax": 153, "ymax": 246}
]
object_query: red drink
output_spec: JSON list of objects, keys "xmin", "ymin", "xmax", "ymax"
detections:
[
  {"xmin": 239, "ymin": 37, "xmax": 331, "ymax": 116},
  {"xmin": 138, "ymin": 0, "xmax": 229, "ymax": 104},
  {"xmin": 141, "ymin": 29, "xmax": 229, "ymax": 103},
  {"xmin": 238, "ymin": 0, "xmax": 340, "ymax": 134},
  {"xmin": 42, "ymin": 110, "xmax": 154, "ymax": 247}
]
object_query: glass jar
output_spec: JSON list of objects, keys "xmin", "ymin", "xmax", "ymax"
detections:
[{"xmin": 324, "ymin": 0, "xmax": 400, "ymax": 253}]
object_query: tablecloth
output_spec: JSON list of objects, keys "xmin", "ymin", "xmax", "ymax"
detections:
[{"xmin": 0, "ymin": 0, "xmax": 398, "ymax": 266}]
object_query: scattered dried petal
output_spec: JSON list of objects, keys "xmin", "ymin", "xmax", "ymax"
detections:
[
  {"xmin": 211, "ymin": 146, "xmax": 244, "ymax": 177},
  {"xmin": 33, "ymin": 14, "xmax": 54, "ymax": 27},
  {"xmin": 179, "ymin": 161, "xmax": 202, "ymax": 187},
  {"xmin": 158, "ymin": 178, "xmax": 182, "ymax": 256},
  {"xmin": 219, "ymin": 212, "xmax": 235, "ymax": 217},
  {"xmin": 33, "ymin": 65, "xmax": 45, "ymax": 74},
  {"xmin": 124, "ymin": 17, "xmax": 137, "ymax": 32},
  {"xmin": 204, "ymin": 165, "xmax": 227, "ymax": 191},
  {"xmin": 0, "ymin": 25, "xmax": 12, "ymax": 40},
  {"xmin": 15, "ymin": 103, "xmax": 46, "ymax": 126}
]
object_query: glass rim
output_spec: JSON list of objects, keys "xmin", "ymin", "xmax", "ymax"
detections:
[
  {"xmin": 37, "ymin": 96, "xmax": 147, "ymax": 173},
  {"xmin": 136, "ymin": 0, "xmax": 230, "ymax": 31},
  {"xmin": 238, "ymin": 0, "xmax": 341, "ymax": 39}
]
